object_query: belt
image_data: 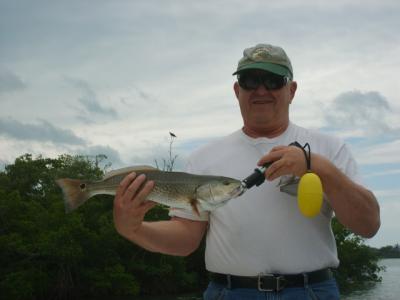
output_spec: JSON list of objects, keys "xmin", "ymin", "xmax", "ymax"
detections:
[{"xmin": 210, "ymin": 268, "xmax": 333, "ymax": 292}]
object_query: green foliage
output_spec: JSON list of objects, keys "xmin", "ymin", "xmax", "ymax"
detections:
[
  {"xmin": 0, "ymin": 154, "xmax": 198, "ymax": 299},
  {"xmin": 332, "ymin": 218, "xmax": 384, "ymax": 294},
  {"xmin": 376, "ymin": 244, "xmax": 400, "ymax": 258}
]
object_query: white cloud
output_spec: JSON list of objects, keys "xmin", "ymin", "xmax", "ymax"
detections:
[
  {"xmin": 1, "ymin": 1, "xmax": 398, "ymax": 158},
  {"xmin": 0, "ymin": 118, "xmax": 86, "ymax": 145},
  {"xmin": 65, "ymin": 77, "xmax": 118, "ymax": 122},
  {"xmin": 365, "ymin": 169, "xmax": 400, "ymax": 178},
  {"xmin": 374, "ymin": 189, "xmax": 400, "ymax": 199},
  {"xmin": 0, "ymin": 68, "xmax": 26, "ymax": 94},
  {"xmin": 356, "ymin": 140, "xmax": 400, "ymax": 165},
  {"xmin": 322, "ymin": 90, "xmax": 399, "ymax": 137},
  {"xmin": 76, "ymin": 145, "xmax": 124, "ymax": 169}
]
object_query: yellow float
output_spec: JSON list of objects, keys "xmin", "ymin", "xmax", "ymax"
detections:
[{"xmin": 297, "ymin": 172, "xmax": 323, "ymax": 217}]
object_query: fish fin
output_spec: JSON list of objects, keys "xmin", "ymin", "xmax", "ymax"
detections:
[
  {"xmin": 190, "ymin": 199, "xmax": 201, "ymax": 217},
  {"xmin": 279, "ymin": 181, "xmax": 299, "ymax": 196},
  {"xmin": 277, "ymin": 175, "xmax": 299, "ymax": 187},
  {"xmin": 103, "ymin": 165, "xmax": 158, "ymax": 180},
  {"xmin": 56, "ymin": 178, "xmax": 91, "ymax": 213}
]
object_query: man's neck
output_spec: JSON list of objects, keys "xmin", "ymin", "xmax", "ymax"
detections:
[{"xmin": 242, "ymin": 122, "xmax": 289, "ymax": 139}]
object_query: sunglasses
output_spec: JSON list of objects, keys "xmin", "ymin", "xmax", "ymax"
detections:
[{"xmin": 238, "ymin": 72, "xmax": 290, "ymax": 91}]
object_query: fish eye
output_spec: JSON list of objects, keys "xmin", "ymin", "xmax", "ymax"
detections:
[{"xmin": 223, "ymin": 181, "xmax": 230, "ymax": 186}]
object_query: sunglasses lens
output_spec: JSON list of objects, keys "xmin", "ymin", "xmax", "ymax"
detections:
[
  {"xmin": 238, "ymin": 75, "xmax": 259, "ymax": 90},
  {"xmin": 238, "ymin": 72, "xmax": 288, "ymax": 91},
  {"xmin": 263, "ymin": 76, "xmax": 286, "ymax": 90}
]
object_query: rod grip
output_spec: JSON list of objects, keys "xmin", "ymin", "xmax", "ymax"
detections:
[{"xmin": 242, "ymin": 162, "xmax": 272, "ymax": 189}]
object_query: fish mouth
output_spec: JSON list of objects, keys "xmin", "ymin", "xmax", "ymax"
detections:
[{"xmin": 230, "ymin": 185, "xmax": 246, "ymax": 198}]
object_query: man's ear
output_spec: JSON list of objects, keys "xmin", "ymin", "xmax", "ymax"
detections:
[
  {"xmin": 234, "ymin": 81, "xmax": 240, "ymax": 99},
  {"xmin": 289, "ymin": 81, "xmax": 297, "ymax": 103}
]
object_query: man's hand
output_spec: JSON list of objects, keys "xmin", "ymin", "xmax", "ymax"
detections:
[
  {"xmin": 113, "ymin": 172, "xmax": 156, "ymax": 238},
  {"xmin": 257, "ymin": 145, "xmax": 308, "ymax": 180},
  {"xmin": 259, "ymin": 146, "xmax": 380, "ymax": 237}
]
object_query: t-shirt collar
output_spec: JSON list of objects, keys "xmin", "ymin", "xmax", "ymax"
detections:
[{"xmin": 238, "ymin": 122, "xmax": 293, "ymax": 145}]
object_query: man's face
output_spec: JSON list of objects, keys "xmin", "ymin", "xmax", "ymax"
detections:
[{"xmin": 233, "ymin": 70, "xmax": 297, "ymax": 132}]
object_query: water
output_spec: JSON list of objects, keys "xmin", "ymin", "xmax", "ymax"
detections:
[
  {"xmin": 342, "ymin": 258, "xmax": 400, "ymax": 300},
  {"xmin": 139, "ymin": 259, "xmax": 399, "ymax": 300}
]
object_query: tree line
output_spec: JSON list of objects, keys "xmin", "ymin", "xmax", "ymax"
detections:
[
  {"xmin": 0, "ymin": 154, "xmax": 385, "ymax": 299},
  {"xmin": 372, "ymin": 244, "xmax": 400, "ymax": 258}
]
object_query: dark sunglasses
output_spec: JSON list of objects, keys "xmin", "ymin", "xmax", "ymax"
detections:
[{"xmin": 238, "ymin": 72, "xmax": 290, "ymax": 91}]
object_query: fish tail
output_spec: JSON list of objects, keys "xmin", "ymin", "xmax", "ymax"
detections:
[{"xmin": 56, "ymin": 178, "xmax": 90, "ymax": 213}]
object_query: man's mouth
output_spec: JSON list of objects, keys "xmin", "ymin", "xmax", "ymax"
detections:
[{"xmin": 252, "ymin": 99, "xmax": 274, "ymax": 104}]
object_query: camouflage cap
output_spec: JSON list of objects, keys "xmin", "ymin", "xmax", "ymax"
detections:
[{"xmin": 233, "ymin": 43, "xmax": 293, "ymax": 79}]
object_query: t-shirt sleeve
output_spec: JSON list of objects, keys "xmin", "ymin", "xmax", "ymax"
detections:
[
  {"xmin": 331, "ymin": 143, "xmax": 364, "ymax": 186},
  {"xmin": 168, "ymin": 207, "xmax": 209, "ymax": 221}
]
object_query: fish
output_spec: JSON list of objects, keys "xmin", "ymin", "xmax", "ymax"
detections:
[
  {"xmin": 278, "ymin": 174, "xmax": 300, "ymax": 196},
  {"xmin": 56, "ymin": 165, "xmax": 243, "ymax": 216}
]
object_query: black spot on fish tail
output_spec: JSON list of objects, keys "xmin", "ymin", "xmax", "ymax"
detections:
[{"xmin": 56, "ymin": 178, "xmax": 90, "ymax": 213}]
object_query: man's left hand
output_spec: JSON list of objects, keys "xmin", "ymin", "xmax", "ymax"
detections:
[{"xmin": 257, "ymin": 145, "xmax": 308, "ymax": 181}]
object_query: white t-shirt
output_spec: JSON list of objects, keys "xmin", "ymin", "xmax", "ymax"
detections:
[{"xmin": 170, "ymin": 122, "xmax": 362, "ymax": 276}]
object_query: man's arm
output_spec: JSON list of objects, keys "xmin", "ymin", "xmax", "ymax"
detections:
[
  {"xmin": 311, "ymin": 153, "xmax": 380, "ymax": 238},
  {"xmin": 258, "ymin": 146, "xmax": 380, "ymax": 238},
  {"xmin": 113, "ymin": 172, "xmax": 208, "ymax": 256}
]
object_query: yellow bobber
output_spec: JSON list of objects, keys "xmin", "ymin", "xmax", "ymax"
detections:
[{"xmin": 297, "ymin": 172, "xmax": 323, "ymax": 217}]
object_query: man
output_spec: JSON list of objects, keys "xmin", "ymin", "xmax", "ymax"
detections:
[{"xmin": 113, "ymin": 43, "xmax": 380, "ymax": 299}]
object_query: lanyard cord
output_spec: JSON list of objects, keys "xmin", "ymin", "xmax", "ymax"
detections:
[
  {"xmin": 242, "ymin": 141, "xmax": 313, "ymax": 190},
  {"xmin": 303, "ymin": 143, "xmax": 311, "ymax": 171},
  {"xmin": 290, "ymin": 142, "xmax": 311, "ymax": 171}
]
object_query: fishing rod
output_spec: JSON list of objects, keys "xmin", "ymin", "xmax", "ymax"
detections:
[{"xmin": 240, "ymin": 142, "xmax": 323, "ymax": 218}]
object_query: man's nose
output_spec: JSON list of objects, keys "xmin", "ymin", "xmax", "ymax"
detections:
[{"xmin": 254, "ymin": 84, "xmax": 269, "ymax": 95}]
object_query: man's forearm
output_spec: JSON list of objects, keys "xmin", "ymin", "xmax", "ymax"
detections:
[
  {"xmin": 312, "ymin": 154, "xmax": 380, "ymax": 238},
  {"xmin": 122, "ymin": 218, "xmax": 208, "ymax": 256}
]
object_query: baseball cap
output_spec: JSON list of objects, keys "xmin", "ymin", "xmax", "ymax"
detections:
[{"xmin": 233, "ymin": 43, "xmax": 293, "ymax": 79}]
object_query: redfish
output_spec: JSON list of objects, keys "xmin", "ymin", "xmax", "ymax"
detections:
[{"xmin": 56, "ymin": 166, "xmax": 242, "ymax": 216}]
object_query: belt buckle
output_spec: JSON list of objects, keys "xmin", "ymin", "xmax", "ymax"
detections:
[{"xmin": 257, "ymin": 273, "xmax": 285, "ymax": 292}]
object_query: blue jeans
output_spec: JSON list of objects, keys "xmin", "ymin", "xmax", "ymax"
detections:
[{"xmin": 203, "ymin": 278, "xmax": 340, "ymax": 300}]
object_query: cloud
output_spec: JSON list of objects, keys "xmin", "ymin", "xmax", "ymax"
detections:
[
  {"xmin": 65, "ymin": 78, "xmax": 118, "ymax": 121},
  {"xmin": 117, "ymin": 84, "xmax": 169, "ymax": 120},
  {"xmin": 132, "ymin": 85, "xmax": 154, "ymax": 102},
  {"xmin": 78, "ymin": 96, "xmax": 117, "ymax": 117},
  {"xmin": 0, "ymin": 69, "xmax": 26, "ymax": 94},
  {"xmin": 77, "ymin": 145, "xmax": 124, "ymax": 169},
  {"xmin": 0, "ymin": 118, "xmax": 86, "ymax": 145},
  {"xmin": 322, "ymin": 90, "xmax": 400, "ymax": 137},
  {"xmin": 355, "ymin": 139, "xmax": 400, "ymax": 165},
  {"xmin": 374, "ymin": 188, "xmax": 400, "ymax": 199},
  {"xmin": 364, "ymin": 168, "xmax": 400, "ymax": 178}
]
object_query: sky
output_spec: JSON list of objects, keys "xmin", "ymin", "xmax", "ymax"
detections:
[{"xmin": 0, "ymin": 0, "xmax": 399, "ymax": 248}]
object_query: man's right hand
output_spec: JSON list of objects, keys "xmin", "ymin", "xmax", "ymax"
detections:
[
  {"xmin": 113, "ymin": 172, "xmax": 156, "ymax": 239},
  {"xmin": 113, "ymin": 172, "xmax": 207, "ymax": 256}
]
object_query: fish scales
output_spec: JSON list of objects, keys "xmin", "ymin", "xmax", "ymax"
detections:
[
  {"xmin": 56, "ymin": 166, "xmax": 243, "ymax": 214},
  {"xmin": 94, "ymin": 170, "xmax": 218, "ymax": 209}
]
